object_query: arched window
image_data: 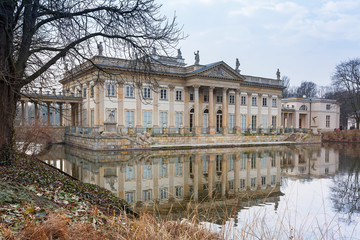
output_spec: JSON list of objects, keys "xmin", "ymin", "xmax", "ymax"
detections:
[
  {"xmin": 299, "ymin": 105, "xmax": 307, "ymax": 111},
  {"xmin": 217, "ymin": 110, "xmax": 222, "ymax": 114},
  {"xmin": 204, "ymin": 109, "xmax": 209, "ymax": 114},
  {"xmin": 190, "ymin": 108, "xmax": 194, "ymax": 113}
]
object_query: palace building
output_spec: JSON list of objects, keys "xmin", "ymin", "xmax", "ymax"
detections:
[{"xmin": 59, "ymin": 51, "xmax": 284, "ymax": 134}]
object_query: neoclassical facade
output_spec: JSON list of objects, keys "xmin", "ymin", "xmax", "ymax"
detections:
[{"xmin": 60, "ymin": 53, "xmax": 284, "ymax": 134}]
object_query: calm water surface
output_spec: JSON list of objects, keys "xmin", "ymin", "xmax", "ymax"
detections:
[{"xmin": 39, "ymin": 143, "xmax": 360, "ymax": 239}]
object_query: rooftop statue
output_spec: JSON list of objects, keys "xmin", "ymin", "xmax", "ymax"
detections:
[
  {"xmin": 152, "ymin": 46, "xmax": 157, "ymax": 55},
  {"xmin": 97, "ymin": 42, "xmax": 103, "ymax": 56},
  {"xmin": 194, "ymin": 50, "xmax": 200, "ymax": 65},
  {"xmin": 235, "ymin": 58, "xmax": 240, "ymax": 72},
  {"xmin": 177, "ymin": 49, "xmax": 182, "ymax": 59},
  {"xmin": 276, "ymin": 68, "xmax": 281, "ymax": 80}
]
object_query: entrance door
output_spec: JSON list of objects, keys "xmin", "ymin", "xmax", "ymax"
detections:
[
  {"xmin": 189, "ymin": 108, "xmax": 194, "ymax": 132},
  {"xmin": 203, "ymin": 109, "xmax": 209, "ymax": 134},
  {"xmin": 216, "ymin": 110, "xmax": 222, "ymax": 133},
  {"xmin": 299, "ymin": 118, "xmax": 302, "ymax": 128}
]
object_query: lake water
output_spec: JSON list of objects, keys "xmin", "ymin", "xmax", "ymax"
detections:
[{"xmin": 39, "ymin": 143, "xmax": 360, "ymax": 239}]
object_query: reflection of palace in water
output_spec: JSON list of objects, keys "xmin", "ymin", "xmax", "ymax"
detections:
[{"xmin": 39, "ymin": 144, "xmax": 339, "ymax": 209}]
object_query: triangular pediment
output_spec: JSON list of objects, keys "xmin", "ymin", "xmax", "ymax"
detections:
[{"xmin": 188, "ymin": 61, "xmax": 245, "ymax": 81}]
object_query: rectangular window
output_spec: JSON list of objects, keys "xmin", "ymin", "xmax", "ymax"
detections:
[
  {"xmin": 202, "ymin": 156, "xmax": 208, "ymax": 173},
  {"xmin": 241, "ymin": 115, "xmax": 246, "ymax": 133},
  {"xmin": 240, "ymin": 179, "xmax": 245, "ymax": 189},
  {"xmin": 160, "ymin": 89, "xmax": 167, "ymax": 100},
  {"xmin": 326, "ymin": 104, "xmax": 331, "ymax": 110},
  {"xmin": 261, "ymin": 153, "xmax": 267, "ymax": 168},
  {"xmin": 143, "ymin": 163, "xmax": 151, "ymax": 179},
  {"xmin": 271, "ymin": 156, "xmax": 276, "ymax": 167},
  {"xmin": 203, "ymin": 94, "xmax": 209, "ymax": 102},
  {"xmin": 262, "ymin": 97, "xmax": 267, "ymax": 106},
  {"xmin": 217, "ymin": 95, "xmax": 223, "ymax": 103},
  {"xmin": 160, "ymin": 188, "xmax": 168, "ymax": 199},
  {"xmin": 252, "ymin": 96, "xmax": 257, "ymax": 106},
  {"xmin": 143, "ymin": 190, "xmax": 151, "ymax": 201},
  {"xmin": 176, "ymin": 90, "xmax": 182, "ymax": 101},
  {"xmin": 90, "ymin": 86, "xmax": 94, "ymax": 98},
  {"xmin": 91, "ymin": 110, "xmax": 94, "ymax": 127},
  {"xmin": 272, "ymin": 116, "xmax": 277, "ymax": 128},
  {"xmin": 125, "ymin": 110, "xmax": 134, "ymax": 128},
  {"xmin": 326, "ymin": 115, "xmax": 330, "ymax": 128},
  {"xmin": 272, "ymin": 98, "xmax": 277, "ymax": 108},
  {"xmin": 240, "ymin": 153, "xmax": 246, "ymax": 169},
  {"xmin": 144, "ymin": 87, "xmax": 151, "ymax": 99},
  {"xmin": 126, "ymin": 165, "xmax": 134, "ymax": 181},
  {"xmin": 175, "ymin": 186, "xmax": 183, "ymax": 198},
  {"xmin": 189, "ymin": 92, "xmax": 194, "ymax": 101},
  {"xmin": 125, "ymin": 192, "xmax": 135, "ymax": 203},
  {"xmin": 176, "ymin": 157, "xmax": 183, "ymax": 176},
  {"xmin": 241, "ymin": 95, "xmax": 246, "ymax": 105},
  {"xmin": 252, "ymin": 115, "xmax": 257, "ymax": 130},
  {"xmin": 216, "ymin": 155, "xmax": 222, "ymax": 172},
  {"xmin": 126, "ymin": 86, "xmax": 134, "ymax": 98},
  {"xmin": 229, "ymin": 95, "xmax": 235, "ymax": 104},
  {"xmin": 160, "ymin": 111, "xmax": 167, "ymax": 129},
  {"xmin": 160, "ymin": 159, "xmax": 167, "ymax": 177},
  {"xmin": 107, "ymin": 85, "xmax": 115, "ymax": 97},
  {"xmin": 83, "ymin": 88, "xmax": 87, "ymax": 98},
  {"xmin": 262, "ymin": 116, "xmax": 267, "ymax": 129},
  {"xmin": 251, "ymin": 177, "xmax": 256, "ymax": 187},
  {"xmin": 176, "ymin": 112, "xmax": 183, "ymax": 131},
  {"xmin": 228, "ymin": 180, "xmax": 234, "ymax": 190},
  {"xmin": 251, "ymin": 153, "xmax": 256, "ymax": 169},
  {"xmin": 261, "ymin": 176, "xmax": 266, "ymax": 185},
  {"xmin": 271, "ymin": 175, "xmax": 276, "ymax": 185},
  {"xmin": 228, "ymin": 154, "xmax": 234, "ymax": 171},
  {"xmin": 229, "ymin": 114, "xmax": 235, "ymax": 132},
  {"xmin": 143, "ymin": 111, "xmax": 152, "ymax": 129}
]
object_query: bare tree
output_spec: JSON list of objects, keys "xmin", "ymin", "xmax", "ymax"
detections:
[
  {"xmin": 332, "ymin": 59, "xmax": 360, "ymax": 129},
  {"xmin": 0, "ymin": 0, "xmax": 183, "ymax": 164},
  {"xmin": 281, "ymin": 75, "xmax": 291, "ymax": 98},
  {"xmin": 295, "ymin": 81, "xmax": 317, "ymax": 98}
]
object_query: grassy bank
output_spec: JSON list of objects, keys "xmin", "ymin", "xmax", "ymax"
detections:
[{"xmin": 0, "ymin": 155, "xmax": 222, "ymax": 239}]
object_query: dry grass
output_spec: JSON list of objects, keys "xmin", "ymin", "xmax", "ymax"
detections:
[{"xmin": 322, "ymin": 129, "xmax": 360, "ymax": 142}]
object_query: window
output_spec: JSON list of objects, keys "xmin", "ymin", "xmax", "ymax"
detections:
[
  {"xmin": 261, "ymin": 153, "xmax": 267, "ymax": 168},
  {"xmin": 240, "ymin": 153, "xmax": 246, "ymax": 169},
  {"xmin": 126, "ymin": 86, "xmax": 134, "ymax": 98},
  {"xmin": 251, "ymin": 177, "xmax": 256, "ymax": 187},
  {"xmin": 126, "ymin": 165, "xmax": 134, "ymax": 181},
  {"xmin": 272, "ymin": 98, "xmax": 277, "ymax": 108},
  {"xmin": 160, "ymin": 89, "xmax": 167, "ymax": 100},
  {"xmin": 176, "ymin": 112, "xmax": 183, "ymax": 131},
  {"xmin": 251, "ymin": 153, "xmax": 256, "ymax": 169},
  {"xmin": 240, "ymin": 179, "xmax": 245, "ymax": 189},
  {"xmin": 228, "ymin": 180, "xmax": 234, "ymax": 190},
  {"xmin": 176, "ymin": 90, "xmax": 182, "ymax": 101},
  {"xmin": 251, "ymin": 115, "xmax": 257, "ymax": 130},
  {"xmin": 216, "ymin": 155, "xmax": 222, "ymax": 172},
  {"xmin": 189, "ymin": 92, "xmax": 194, "ymax": 101},
  {"xmin": 271, "ymin": 156, "xmax": 276, "ymax": 167},
  {"xmin": 252, "ymin": 96, "xmax": 257, "ymax": 106},
  {"xmin": 160, "ymin": 159, "xmax": 167, "ymax": 177},
  {"xmin": 83, "ymin": 88, "xmax": 87, "ymax": 98},
  {"xmin": 326, "ymin": 104, "xmax": 331, "ymax": 110},
  {"xmin": 160, "ymin": 112, "xmax": 167, "ymax": 129},
  {"xmin": 175, "ymin": 186, "xmax": 183, "ymax": 198},
  {"xmin": 272, "ymin": 116, "xmax": 277, "ymax": 128},
  {"xmin": 125, "ymin": 110, "xmax": 134, "ymax": 128},
  {"xmin": 143, "ymin": 163, "xmax": 152, "ymax": 179},
  {"xmin": 176, "ymin": 157, "xmax": 183, "ymax": 176},
  {"xmin": 299, "ymin": 105, "xmax": 307, "ymax": 111},
  {"xmin": 217, "ymin": 94, "xmax": 223, "ymax": 103},
  {"xmin": 241, "ymin": 115, "xmax": 246, "ymax": 133},
  {"xmin": 91, "ymin": 110, "xmax": 94, "ymax": 127},
  {"xmin": 143, "ymin": 111, "xmax": 152, "ymax": 129},
  {"xmin": 229, "ymin": 95, "xmax": 235, "ymax": 104},
  {"xmin": 241, "ymin": 95, "xmax": 246, "ymax": 105},
  {"xmin": 202, "ymin": 156, "xmax": 208, "ymax": 173},
  {"xmin": 143, "ymin": 190, "xmax": 151, "ymax": 201},
  {"xmin": 262, "ymin": 97, "xmax": 267, "ymax": 106},
  {"xmin": 261, "ymin": 176, "xmax": 266, "ymax": 185},
  {"xmin": 325, "ymin": 167, "xmax": 329, "ymax": 174},
  {"xmin": 160, "ymin": 188, "xmax": 168, "ymax": 199},
  {"xmin": 90, "ymin": 85, "xmax": 94, "ymax": 98},
  {"xmin": 126, "ymin": 192, "xmax": 135, "ymax": 203},
  {"xmin": 326, "ymin": 115, "xmax": 330, "ymax": 128},
  {"xmin": 107, "ymin": 85, "xmax": 115, "ymax": 96},
  {"xmin": 271, "ymin": 175, "xmax": 276, "ymax": 185},
  {"xmin": 228, "ymin": 154, "xmax": 234, "ymax": 171},
  {"xmin": 203, "ymin": 94, "xmax": 209, "ymax": 102},
  {"xmin": 144, "ymin": 87, "xmax": 151, "ymax": 99}
]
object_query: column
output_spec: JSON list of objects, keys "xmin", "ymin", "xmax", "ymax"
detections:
[
  {"xmin": 21, "ymin": 101, "xmax": 25, "ymax": 126},
  {"xmin": 247, "ymin": 93, "xmax": 252, "ymax": 129},
  {"xmin": 71, "ymin": 103, "xmax": 75, "ymax": 126},
  {"xmin": 194, "ymin": 155, "xmax": 200, "ymax": 200},
  {"xmin": 169, "ymin": 85, "xmax": 175, "ymax": 128},
  {"xmin": 258, "ymin": 93, "xmax": 263, "ymax": 131},
  {"xmin": 221, "ymin": 154, "xmax": 228, "ymax": 197},
  {"xmin": 209, "ymin": 87, "xmax": 215, "ymax": 134},
  {"xmin": 46, "ymin": 102, "xmax": 51, "ymax": 126},
  {"xmin": 184, "ymin": 88, "xmax": 189, "ymax": 129},
  {"xmin": 24, "ymin": 100, "xmax": 28, "ymax": 125},
  {"xmin": 136, "ymin": 88, "xmax": 142, "ymax": 128},
  {"xmin": 38, "ymin": 103, "xmax": 43, "ymax": 125},
  {"xmin": 87, "ymin": 83, "xmax": 91, "ymax": 126},
  {"xmin": 52, "ymin": 102, "xmax": 57, "ymax": 126},
  {"xmin": 268, "ymin": 95, "xmax": 272, "ymax": 130},
  {"xmin": 136, "ymin": 164, "xmax": 142, "ymax": 202},
  {"xmin": 117, "ymin": 84, "xmax": 124, "ymax": 126},
  {"xmin": 59, "ymin": 103, "xmax": 63, "ymax": 126},
  {"xmin": 94, "ymin": 84, "xmax": 100, "ymax": 125},
  {"xmin": 99, "ymin": 84, "xmax": 104, "ymax": 125},
  {"xmin": 235, "ymin": 89, "xmax": 241, "ymax": 134},
  {"xmin": 153, "ymin": 87, "xmax": 159, "ymax": 127},
  {"xmin": 234, "ymin": 154, "xmax": 240, "ymax": 193},
  {"xmin": 222, "ymin": 88, "xmax": 228, "ymax": 134},
  {"xmin": 194, "ymin": 85, "xmax": 200, "ymax": 134},
  {"xmin": 208, "ymin": 155, "xmax": 215, "ymax": 198}
]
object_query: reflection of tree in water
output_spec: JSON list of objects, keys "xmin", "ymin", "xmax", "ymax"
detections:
[{"xmin": 330, "ymin": 146, "xmax": 360, "ymax": 222}]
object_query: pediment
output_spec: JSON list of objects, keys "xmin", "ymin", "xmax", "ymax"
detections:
[{"xmin": 189, "ymin": 62, "xmax": 245, "ymax": 81}]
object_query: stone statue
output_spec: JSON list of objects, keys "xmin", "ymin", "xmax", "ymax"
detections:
[
  {"xmin": 107, "ymin": 110, "xmax": 115, "ymax": 122},
  {"xmin": 276, "ymin": 68, "xmax": 281, "ymax": 80},
  {"xmin": 194, "ymin": 50, "xmax": 200, "ymax": 65},
  {"xmin": 152, "ymin": 46, "xmax": 157, "ymax": 55},
  {"xmin": 97, "ymin": 42, "xmax": 103, "ymax": 56},
  {"xmin": 177, "ymin": 49, "xmax": 182, "ymax": 59},
  {"xmin": 235, "ymin": 58, "xmax": 240, "ymax": 72}
]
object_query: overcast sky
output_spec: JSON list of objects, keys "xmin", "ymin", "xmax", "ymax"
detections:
[{"xmin": 157, "ymin": 0, "xmax": 360, "ymax": 87}]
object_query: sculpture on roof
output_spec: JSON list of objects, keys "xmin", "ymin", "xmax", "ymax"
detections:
[
  {"xmin": 152, "ymin": 46, "xmax": 157, "ymax": 55},
  {"xmin": 194, "ymin": 50, "xmax": 200, "ymax": 65},
  {"xmin": 177, "ymin": 48, "xmax": 182, "ymax": 59},
  {"xmin": 276, "ymin": 68, "xmax": 281, "ymax": 80},
  {"xmin": 235, "ymin": 58, "xmax": 240, "ymax": 73},
  {"xmin": 97, "ymin": 42, "xmax": 103, "ymax": 56}
]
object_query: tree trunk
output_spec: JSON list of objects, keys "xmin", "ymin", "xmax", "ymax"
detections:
[{"xmin": 0, "ymin": 80, "xmax": 17, "ymax": 165}]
